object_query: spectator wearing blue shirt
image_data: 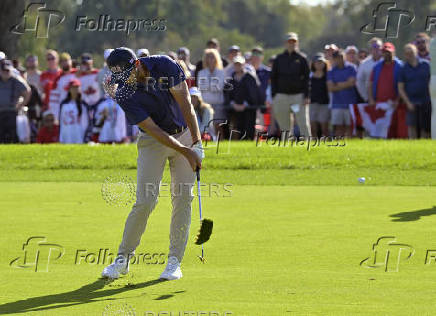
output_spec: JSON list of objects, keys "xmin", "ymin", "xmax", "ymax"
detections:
[
  {"xmin": 398, "ymin": 44, "xmax": 431, "ymax": 139},
  {"xmin": 102, "ymin": 48, "xmax": 203, "ymax": 281},
  {"xmin": 327, "ymin": 50, "xmax": 358, "ymax": 137},
  {"xmin": 250, "ymin": 46, "xmax": 271, "ymax": 105}
]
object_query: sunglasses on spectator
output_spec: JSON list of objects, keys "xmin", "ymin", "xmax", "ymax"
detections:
[
  {"xmin": 47, "ymin": 56, "xmax": 56, "ymax": 61},
  {"xmin": 416, "ymin": 40, "xmax": 426, "ymax": 44}
]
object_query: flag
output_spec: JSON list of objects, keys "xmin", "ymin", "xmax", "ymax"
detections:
[{"xmin": 350, "ymin": 103, "xmax": 395, "ymax": 138}]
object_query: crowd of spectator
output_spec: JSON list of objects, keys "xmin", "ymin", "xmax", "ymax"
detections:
[{"xmin": 0, "ymin": 31, "xmax": 435, "ymax": 144}]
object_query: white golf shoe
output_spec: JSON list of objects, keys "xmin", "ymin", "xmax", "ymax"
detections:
[
  {"xmin": 101, "ymin": 255, "xmax": 129, "ymax": 279},
  {"xmin": 160, "ymin": 256, "xmax": 182, "ymax": 280}
]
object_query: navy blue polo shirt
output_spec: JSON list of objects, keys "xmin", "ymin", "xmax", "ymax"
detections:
[
  {"xmin": 327, "ymin": 62, "xmax": 358, "ymax": 109},
  {"xmin": 398, "ymin": 59, "xmax": 431, "ymax": 104},
  {"xmin": 256, "ymin": 64, "xmax": 271, "ymax": 103},
  {"xmin": 116, "ymin": 55, "xmax": 187, "ymax": 133}
]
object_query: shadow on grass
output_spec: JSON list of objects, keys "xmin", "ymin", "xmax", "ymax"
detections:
[
  {"xmin": 390, "ymin": 206, "xmax": 436, "ymax": 222},
  {"xmin": 0, "ymin": 278, "xmax": 167, "ymax": 314}
]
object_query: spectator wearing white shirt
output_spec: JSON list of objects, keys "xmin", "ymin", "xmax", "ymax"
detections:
[
  {"xmin": 197, "ymin": 48, "xmax": 226, "ymax": 139},
  {"xmin": 356, "ymin": 37, "xmax": 383, "ymax": 102}
]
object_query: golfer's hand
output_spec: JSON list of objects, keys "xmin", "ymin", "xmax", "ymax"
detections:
[
  {"xmin": 182, "ymin": 147, "xmax": 202, "ymax": 171},
  {"xmin": 406, "ymin": 102, "xmax": 415, "ymax": 111}
]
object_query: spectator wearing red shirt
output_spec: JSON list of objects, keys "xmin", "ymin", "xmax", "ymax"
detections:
[
  {"xmin": 368, "ymin": 42, "xmax": 407, "ymax": 138},
  {"xmin": 40, "ymin": 50, "xmax": 61, "ymax": 111},
  {"xmin": 37, "ymin": 112, "xmax": 59, "ymax": 143}
]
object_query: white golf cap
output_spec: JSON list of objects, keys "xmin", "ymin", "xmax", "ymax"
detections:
[
  {"xmin": 136, "ymin": 48, "xmax": 150, "ymax": 57},
  {"xmin": 345, "ymin": 45, "xmax": 358, "ymax": 53},
  {"xmin": 233, "ymin": 55, "xmax": 245, "ymax": 64},
  {"xmin": 0, "ymin": 51, "xmax": 5, "ymax": 61},
  {"xmin": 103, "ymin": 49, "xmax": 113, "ymax": 61},
  {"xmin": 189, "ymin": 87, "xmax": 201, "ymax": 97}
]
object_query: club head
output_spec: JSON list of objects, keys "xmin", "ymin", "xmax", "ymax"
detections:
[
  {"xmin": 197, "ymin": 255, "xmax": 206, "ymax": 264},
  {"xmin": 195, "ymin": 218, "xmax": 213, "ymax": 245}
]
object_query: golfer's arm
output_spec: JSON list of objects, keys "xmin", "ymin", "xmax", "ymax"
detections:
[
  {"xmin": 137, "ymin": 117, "xmax": 189, "ymax": 154},
  {"xmin": 170, "ymin": 81, "xmax": 202, "ymax": 144}
]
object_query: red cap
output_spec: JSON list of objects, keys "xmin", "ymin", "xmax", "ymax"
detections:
[
  {"xmin": 65, "ymin": 78, "xmax": 81, "ymax": 90},
  {"xmin": 382, "ymin": 42, "xmax": 395, "ymax": 53}
]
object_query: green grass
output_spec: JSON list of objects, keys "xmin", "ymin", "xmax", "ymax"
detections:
[{"xmin": 0, "ymin": 140, "xmax": 436, "ymax": 315}]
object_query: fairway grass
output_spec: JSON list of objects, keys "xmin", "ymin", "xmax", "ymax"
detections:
[{"xmin": 1, "ymin": 141, "xmax": 436, "ymax": 315}]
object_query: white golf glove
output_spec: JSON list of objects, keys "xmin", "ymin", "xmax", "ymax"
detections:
[{"xmin": 192, "ymin": 141, "xmax": 205, "ymax": 160}]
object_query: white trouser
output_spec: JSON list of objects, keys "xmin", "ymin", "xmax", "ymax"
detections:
[{"xmin": 118, "ymin": 129, "xmax": 195, "ymax": 262}]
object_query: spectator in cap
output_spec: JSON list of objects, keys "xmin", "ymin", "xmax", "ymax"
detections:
[
  {"xmin": 40, "ymin": 49, "xmax": 61, "ymax": 111},
  {"xmin": 368, "ymin": 42, "xmax": 407, "ymax": 138},
  {"xmin": 327, "ymin": 49, "xmax": 358, "ymax": 137},
  {"xmin": 415, "ymin": 32, "xmax": 430, "ymax": 61},
  {"xmin": 98, "ymin": 48, "xmax": 114, "ymax": 97},
  {"xmin": 37, "ymin": 111, "xmax": 59, "ymax": 143},
  {"xmin": 195, "ymin": 38, "xmax": 228, "ymax": 84},
  {"xmin": 271, "ymin": 32, "xmax": 311, "ymax": 137},
  {"xmin": 324, "ymin": 44, "xmax": 339, "ymax": 63},
  {"xmin": 177, "ymin": 47, "xmax": 195, "ymax": 73},
  {"xmin": 309, "ymin": 53, "xmax": 330, "ymax": 137},
  {"xmin": 226, "ymin": 45, "xmax": 240, "ymax": 65},
  {"xmin": 398, "ymin": 44, "xmax": 431, "ymax": 139},
  {"xmin": 59, "ymin": 78, "xmax": 89, "ymax": 143},
  {"xmin": 48, "ymin": 52, "xmax": 78, "ymax": 120},
  {"xmin": 137, "ymin": 48, "xmax": 150, "ymax": 58},
  {"xmin": 345, "ymin": 45, "xmax": 359, "ymax": 66},
  {"xmin": 225, "ymin": 55, "xmax": 263, "ymax": 140},
  {"xmin": 358, "ymin": 49, "xmax": 368, "ymax": 63},
  {"xmin": 224, "ymin": 46, "xmax": 256, "ymax": 78},
  {"xmin": 189, "ymin": 86, "xmax": 214, "ymax": 139},
  {"xmin": 356, "ymin": 37, "xmax": 383, "ymax": 102},
  {"xmin": 250, "ymin": 46, "xmax": 271, "ymax": 109},
  {"xmin": 197, "ymin": 48, "xmax": 226, "ymax": 139},
  {"xmin": 0, "ymin": 59, "xmax": 31, "ymax": 143},
  {"xmin": 77, "ymin": 52, "xmax": 101, "ymax": 113},
  {"xmin": 167, "ymin": 51, "xmax": 177, "ymax": 60}
]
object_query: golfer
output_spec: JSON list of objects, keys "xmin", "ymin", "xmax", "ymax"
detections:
[{"xmin": 102, "ymin": 47, "xmax": 203, "ymax": 280}]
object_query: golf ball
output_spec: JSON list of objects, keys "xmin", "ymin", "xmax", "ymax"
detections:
[{"xmin": 358, "ymin": 177, "xmax": 366, "ymax": 183}]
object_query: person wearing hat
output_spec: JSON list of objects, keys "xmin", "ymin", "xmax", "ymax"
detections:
[
  {"xmin": 327, "ymin": 49, "xmax": 358, "ymax": 137},
  {"xmin": 77, "ymin": 53, "xmax": 102, "ymax": 141},
  {"xmin": 356, "ymin": 37, "xmax": 383, "ymax": 102},
  {"xmin": 225, "ymin": 55, "xmax": 262, "ymax": 140},
  {"xmin": 177, "ymin": 47, "xmax": 195, "ymax": 74},
  {"xmin": 271, "ymin": 32, "xmax": 311, "ymax": 137},
  {"xmin": 0, "ymin": 59, "xmax": 31, "ymax": 143},
  {"xmin": 137, "ymin": 48, "xmax": 150, "ymax": 58},
  {"xmin": 250, "ymin": 46, "xmax": 271, "ymax": 109},
  {"xmin": 189, "ymin": 86, "xmax": 214, "ymax": 139},
  {"xmin": 309, "ymin": 53, "xmax": 330, "ymax": 137},
  {"xmin": 368, "ymin": 42, "xmax": 407, "ymax": 138},
  {"xmin": 398, "ymin": 43, "xmax": 431, "ymax": 139},
  {"xmin": 101, "ymin": 47, "xmax": 203, "ymax": 281},
  {"xmin": 48, "ymin": 52, "xmax": 78, "ymax": 120},
  {"xmin": 59, "ymin": 78, "xmax": 88, "ymax": 143},
  {"xmin": 345, "ymin": 45, "xmax": 359, "ymax": 66}
]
